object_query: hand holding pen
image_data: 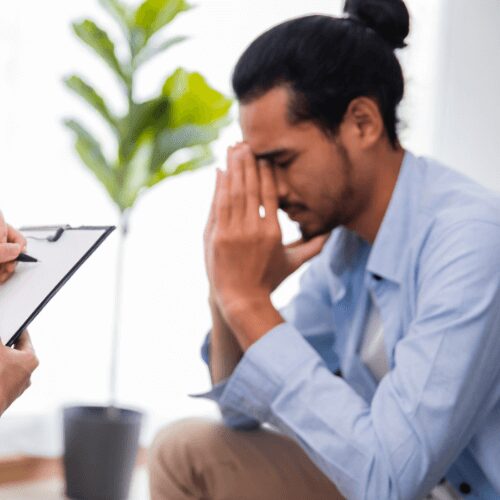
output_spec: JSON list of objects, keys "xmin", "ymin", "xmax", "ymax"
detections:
[{"xmin": 0, "ymin": 211, "xmax": 29, "ymax": 284}]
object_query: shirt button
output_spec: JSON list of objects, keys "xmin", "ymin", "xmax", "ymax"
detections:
[{"xmin": 459, "ymin": 482, "xmax": 472, "ymax": 494}]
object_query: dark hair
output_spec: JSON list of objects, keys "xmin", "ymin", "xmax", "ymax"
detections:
[{"xmin": 232, "ymin": 0, "xmax": 410, "ymax": 148}]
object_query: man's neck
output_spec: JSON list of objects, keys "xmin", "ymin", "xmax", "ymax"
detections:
[{"xmin": 347, "ymin": 146, "xmax": 405, "ymax": 244}]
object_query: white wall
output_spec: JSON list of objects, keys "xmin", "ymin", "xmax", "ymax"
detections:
[
  {"xmin": 432, "ymin": 0, "xmax": 500, "ymax": 189},
  {"xmin": 2, "ymin": 0, "xmax": 495, "ymax": 455},
  {"xmin": 0, "ymin": 0, "xmax": 342, "ymax": 453}
]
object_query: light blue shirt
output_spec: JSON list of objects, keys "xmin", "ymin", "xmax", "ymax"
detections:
[{"xmin": 197, "ymin": 151, "xmax": 500, "ymax": 500}]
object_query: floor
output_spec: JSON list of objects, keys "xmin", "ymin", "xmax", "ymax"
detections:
[{"xmin": 0, "ymin": 466, "xmax": 149, "ymax": 499}]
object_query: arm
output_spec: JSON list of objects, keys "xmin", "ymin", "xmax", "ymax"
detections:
[
  {"xmin": 208, "ymin": 293, "xmax": 242, "ymax": 384},
  {"xmin": 217, "ymin": 221, "xmax": 500, "ymax": 499},
  {"xmin": 203, "ymin": 294, "xmax": 261, "ymax": 429},
  {"xmin": 200, "ymin": 144, "xmax": 329, "ymax": 428},
  {"xmin": 201, "ymin": 247, "xmax": 339, "ymax": 428}
]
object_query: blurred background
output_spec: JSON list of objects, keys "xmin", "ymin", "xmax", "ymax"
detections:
[{"xmin": 0, "ymin": 0, "xmax": 498, "ymax": 463}]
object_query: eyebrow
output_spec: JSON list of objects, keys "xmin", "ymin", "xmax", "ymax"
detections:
[{"xmin": 254, "ymin": 148, "xmax": 295, "ymax": 162}]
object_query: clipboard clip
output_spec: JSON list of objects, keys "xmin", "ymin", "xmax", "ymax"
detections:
[{"xmin": 21, "ymin": 225, "xmax": 71, "ymax": 243}]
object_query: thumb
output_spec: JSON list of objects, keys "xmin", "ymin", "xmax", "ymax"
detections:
[
  {"xmin": 0, "ymin": 243, "xmax": 21, "ymax": 263},
  {"xmin": 205, "ymin": 169, "xmax": 221, "ymax": 235},
  {"xmin": 286, "ymin": 233, "xmax": 329, "ymax": 271},
  {"xmin": 14, "ymin": 331, "xmax": 35, "ymax": 354}
]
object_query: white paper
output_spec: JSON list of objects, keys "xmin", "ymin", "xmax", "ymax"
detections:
[{"xmin": 0, "ymin": 227, "xmax": 111, "ymax": 344}]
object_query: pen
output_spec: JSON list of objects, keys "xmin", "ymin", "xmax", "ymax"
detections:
[{"xmin": 16, "ymin": 253, "xmax": 39, "ymax": 263}]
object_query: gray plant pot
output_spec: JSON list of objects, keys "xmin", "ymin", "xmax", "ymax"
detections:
[{"xmin": 63, "ymin": 405, "xmax": 143, "ymax": 500}]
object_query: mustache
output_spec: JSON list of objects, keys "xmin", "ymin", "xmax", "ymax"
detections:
[{"xmin": 279, "ymin": 200, "xmax": 307, "ymax": 211}]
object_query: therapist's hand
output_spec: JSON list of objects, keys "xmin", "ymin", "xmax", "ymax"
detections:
[
  {"xmin": 0, "ymin": 331, "xmax": 39, "ymax": 415},
  {"xmin": 0, "ymin": 211, "xmax": 26, "ymax": 283}
]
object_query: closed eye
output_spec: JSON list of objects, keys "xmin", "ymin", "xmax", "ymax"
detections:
[
  {"xmin": 275, "ymin": 160, "xmax": 291, "ymax": 169},
  {"xmin": 273, "ymin": 154, "xmax": 297, "ymax": 169}
]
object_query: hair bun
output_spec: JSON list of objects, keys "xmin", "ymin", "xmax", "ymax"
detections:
[{"xmin": 344, "ymin": 0, "xmax": 410, "ymax": 49}]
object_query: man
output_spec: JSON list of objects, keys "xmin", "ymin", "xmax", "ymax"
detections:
[
  {"xmin": 149, "ymin": 2, "xmax": 500, "ymax": 499},
  {"xmin": 0, "ymin": 211, "xmax": 39, "ymax": 416}
]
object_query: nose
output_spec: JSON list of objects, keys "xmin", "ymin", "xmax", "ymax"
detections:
[{"xmin": 273, "ymin": 167, "xmax": 289, "ymax": 201}]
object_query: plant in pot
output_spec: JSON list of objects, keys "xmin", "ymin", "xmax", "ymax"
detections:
[{"xmin": 63, "ymin": 0, "xmax": 232, "ymax": 498}]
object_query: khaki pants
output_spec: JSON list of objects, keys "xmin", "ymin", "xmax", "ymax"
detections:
[{"xmin": 148, "ymin": 418, "xmax": 343, "ymax": 500}]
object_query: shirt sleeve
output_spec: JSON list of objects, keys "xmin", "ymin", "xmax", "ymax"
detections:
[
  {"xmin": 196, "ymin": 250, "xmax": 340, "ymax": 429},
  {"xmin": 196, "ymin": 332, "xmax": 261, "ymax": 429},
  {"xmin": 212, "ymin": 221, "xmax": 500, "ymax": 499}
]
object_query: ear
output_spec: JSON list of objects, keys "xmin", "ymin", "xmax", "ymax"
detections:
[{"xmin": 339, "ymin": 97, "xmax": 384, "ymax": 150}]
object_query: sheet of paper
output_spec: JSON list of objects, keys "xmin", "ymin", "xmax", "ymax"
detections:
[{"xmin": 0, "ymin": 227, "xmax": 111, "ymax": 344}]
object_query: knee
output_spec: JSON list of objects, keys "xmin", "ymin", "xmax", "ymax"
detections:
[{"xmin": 149, "ymin": 418, "xmax": 224, "ymax": 473}]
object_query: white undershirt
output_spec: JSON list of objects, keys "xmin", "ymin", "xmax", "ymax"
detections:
[
  {"xmin": 360, "ymin": 297, "xmax": 462, "ymax": 500},
  {"xmin": 360, "ymin": 299, "xmax": 389, "ymax": 382}
]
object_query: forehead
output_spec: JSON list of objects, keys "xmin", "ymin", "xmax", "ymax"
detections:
[{"xmin": 239, "ymin": 86, "xmax": 305, "ymax": 154}]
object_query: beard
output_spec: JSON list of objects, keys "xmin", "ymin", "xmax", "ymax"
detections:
[{"xmin": 296, "ymin": 142, "xmax": 357, "ymax": 241}]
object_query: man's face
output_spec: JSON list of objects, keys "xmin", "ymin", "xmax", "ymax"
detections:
[{"xmin": 240, "ymin": 86, "xmax": 365, "ymax": 241}]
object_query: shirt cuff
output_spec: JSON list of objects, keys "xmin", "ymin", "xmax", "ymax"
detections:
[
  {"xmin": 218, "ymin": 322, "xmax": 322, "ymax": 422},
  {"xmin": 190, "ymin": 379, "xmax": 260, "ymax": 430},
  {"xmin": 200, "ymin": 330, "xmax": 211, "ymax": 365},
  {"xmin": 189, "ymin": 378, "xmax": 227, "ymax": 401}
]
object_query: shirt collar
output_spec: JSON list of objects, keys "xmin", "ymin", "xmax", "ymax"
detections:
[{"xmin": 366, "ymin": 150, "xmax": 421, "ymax": 284}]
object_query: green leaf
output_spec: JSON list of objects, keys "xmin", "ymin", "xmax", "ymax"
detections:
[
  {"xmin": 64, "ymin": 75, "xmax": 118, "ymax": 132},
  {"xmin": 134, "ymin": 35, "xmax": 188, "ymax": 67},
  {"xmin": 99, "ymin": 0, "xmax": 132, "ymax": 34},
  {"xmin": 162, "ymin": 68, "xmax": 232, "ymax": 127},
  {"xmin": 134, "ymin": 0, "xmax": 191, "ymax": 40},
  {"xmin": 129, "ymin": 28, "xmax": 148, "ymax": 58},
  {"xmin": 150, "ymin": 124, "xmax": 218, "ymax": 172},
  {"xmin": 118, "ymin": 97, "xmax": 169, "ymax": 163},
  {"xmin": 73, "ymin": 20, "xmax": 128, "ymax": 83},
  {"xmin": 64, "ymin": 118, "xmax": 118, "ymax": 202},
  {"xmin": 147, "ymin": 144, "xmax": 213, "ymax": 187},
  {"xmin": 118, "ymin": 139, "xmax": 154, "ymax": 209}
]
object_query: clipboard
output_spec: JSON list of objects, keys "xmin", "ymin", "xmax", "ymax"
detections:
[{"xmin": 0, "ymin": 225, "xmax": 115, "ymax": 347}]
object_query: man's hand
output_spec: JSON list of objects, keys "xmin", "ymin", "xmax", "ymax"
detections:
[
  {"xmin": 0, "ymin": 331, "xmax": 39, "ymax": 415},
  {"xmin": 206, "ymin": 143, "xmax": 327, "ymax": 311},
  {"xmin": 0, "ymin": 211, "xmax": 26, "ymax": 284},
  {"xmin": 204, "ymin": 143, "xmax": 328, "ymax": 348}
]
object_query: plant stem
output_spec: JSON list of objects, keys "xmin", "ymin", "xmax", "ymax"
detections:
[{"xmin": 109, "ymin": 209, "xmax": 130, "ymax": 411}]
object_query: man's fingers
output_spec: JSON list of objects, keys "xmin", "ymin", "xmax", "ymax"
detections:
[
  {"xmin": 0, "ymin": 212, "xmax": 7, "ymax": 244},
  {"xmin": 259, "ymin": 161, "xmax": 279, "ymax": 223},
  {"xmin": 287, "ymin": 233, "xmax": 330, "ymax": 271},
  {"xmin": 242, "ymin": 144, "xmax": 260, "ymax": 221},
  {"xmin": 215, "ymin": 169, "xmax": 230, "ymax": 227},
  {"xmin": 285, "ymin": 238, "xmax": 306, "ymax": 249},
  {"xmin": 205, "ymin": 168, "xmax": 220, "ymax": 234},
  {"xmin": 0, "ymin": 243, "xmax": 21, "ymax": 264},
  {"xmin": 227, "ymin": 146, "xmax": 246, "ymax": 226}
]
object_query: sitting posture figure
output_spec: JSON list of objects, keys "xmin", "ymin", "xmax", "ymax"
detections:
[{"xmin": 149, "ymin": 0, "xmax": 500, "ymax": 498}]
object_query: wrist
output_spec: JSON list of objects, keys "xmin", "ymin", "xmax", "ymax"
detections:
[
  {"xmin": 222, "ymin": 294, "xmax": 271, "ymax": 317},
  {"xmin": 222, "ymin": 295, "xmax": 284, "ymax": 351}
]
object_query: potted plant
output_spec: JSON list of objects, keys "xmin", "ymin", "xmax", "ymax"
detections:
[{"xmin": 63, "ymin": 0, "xmax": 232, "ymax": 497}]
